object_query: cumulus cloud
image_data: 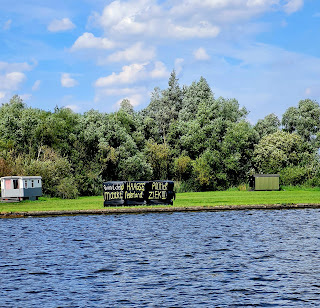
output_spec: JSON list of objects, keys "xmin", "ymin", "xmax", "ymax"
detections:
[
  {"xmin": 107, "ymin": 42, "xmax": 155, "ymax": 62},
  {"xmin": 0, "ymin": 72, "xmax": 26, "ymax": 90},
  {"xmin": 48, "ymin": 18, "xmax": 75, "ymax": 32},
  {"xmin": 0, "ymin": 61, "xmax": 34, "ymax": 99},
  {"xmin": 95, "ymin": 62, "xmax": 168, "ymax": 87},
  {"xmin": 61, "ymin": 73, "xmax": 78, "ymax": 88},
  {"xmin": 71, "ymin": 32, "xmax": 115, "ymax": 50},
  {"xmin": 92, "ymin": 0, "xmax": 220, "ymax": 39},
  {"xmin": 150, "ymin": 61, "xmax": 169, "ymax": 79},
  {"xmin": 90, "ymin": 0, "xmax": 303, "ymax": 41},
  {"xmin": 95, "ymin": 63, "xmax": 147, "ymax": 86},
  {"xmin": 193, "ymin": 47, "xmax": 210, "ymax": 61}
]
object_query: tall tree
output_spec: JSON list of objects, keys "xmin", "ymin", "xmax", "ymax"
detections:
[
  {"xmin": 143, "ymin": 70, "xmax": 183, "ymax": 144},
  {"xmin": 282, "ymin": 99, "xmax": 320, "ymax": 144}
]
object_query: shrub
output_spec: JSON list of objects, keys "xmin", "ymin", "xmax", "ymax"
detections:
[
  {"xmin": 56, "ymin": 177, "xmax": 79, "ymax": 199},
  {"xmin": 279, "ymin": 165, "xmax": 310, "ymax": 186}
]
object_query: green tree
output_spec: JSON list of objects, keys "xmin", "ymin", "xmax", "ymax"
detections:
[
  {"xmin": 174, "ymin": 155, "xmax": 192, "ymax": 181},
  {"xmin": 253, "ymin": 131, "xmax": 314, "ymax": 174},
  {"xmin": 143, "ymin": 70, "xmax": 183, "ymax": 144},
  {"xmin": 221, "ymin": 121, "xmax": 259, "ymax": 186},
  {"xmin": 282, "ymin": 99, "xmax": 320, "ymax": 144},
  {"xmin": 145, "ymin": 140, "xmax": 171, "ymax": 179},
  {"xmin": 254, "ymin": 113, "xmax": 280, "ymax": 139},
  {"xmin": 179, "ymin": 77, "xmax": 213, "ymax": 122}
]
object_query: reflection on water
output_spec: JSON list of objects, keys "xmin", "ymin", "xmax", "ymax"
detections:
[{"xmin": 1, "ymin": 209, "xmax": 320, "ymax": 307}]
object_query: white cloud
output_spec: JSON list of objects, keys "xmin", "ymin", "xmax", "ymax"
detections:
[
  {"xmin": 91, "ymin": 0, "xmax": 303, "ymax": 42},
  {"xmin": 32, "ymin": 80, "xmax": 41, "ymax": 91},
  {"xmin": 150, "ymin": 61, "xmax": 169, "ymax": 79},
  {"xmin": 0, "ymin": 92, "xmax": 6, "ymax": 99},
  {"xmin": 169, "ymin": 23, "xmax": 220, "ymax": 39},
  {"xmin": 0, "ymin": 61, "xmax": 33, "ymax": 72},
  {"xmin": 107, "ymin": 42, "xmax": 155, "ymax": 62},
  {"xmin": 0, "ymin": 72, "xmax": 26, "ymax": 90},
  {"xmin": 48, "ymin": 18, "xmax": 75, "ymax": 32},
  {"xmin": 92, "ymin": 0, "xmax": 220, "ymax": 39},
  {"xmin": 95, "ymin": 86, "xmax": 149, "ymax": 108},
  {"xmin": 0, "ymin": 61, "xmax": 34, "ymax": 97},
  {"xmin": 95, "ymin": 62, "xmax": 168, "ymax": 87},
  {"xmin": 61, "ymin": 73, "xmax": 78, "ymax": 88},
  {"xmin": 115, "ymin": 94, "xmax": 143, "ymax": 108},
  {"xmin": 71, "ymin": 32, "xmax": 115, "ymax": 50},
  {"xmin": 283, "ymin": 0, "xmax": 304, "ymax": 14},
  {"xmin": 95, "ymin": 63, "xmax": 147, "ymax": 87},
  {"xmin": 193, "ymin": 47, "xmax": 210, "ymax": 61}
]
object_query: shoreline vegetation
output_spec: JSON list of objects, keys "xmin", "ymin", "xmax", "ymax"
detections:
[
  {"xmin": 3, "ymin": 85, "xmax": 320, "ymax": 201},
  {"xmin": 2, "ymin": 187, "xmax": 320, "ymax": 218}
]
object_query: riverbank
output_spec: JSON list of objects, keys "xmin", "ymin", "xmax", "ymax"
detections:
[
  {"xmin": 2, "ymin": 203, "xmax": 320, "ymax": 218},
  {"xmin": 2, "ymin": 188, "xmax": 320, "ymax": 218}
]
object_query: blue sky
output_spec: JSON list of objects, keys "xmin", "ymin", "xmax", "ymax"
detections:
[{"xmin": 0, "ymin": 0, "xmax": 319, "ymax": 123}]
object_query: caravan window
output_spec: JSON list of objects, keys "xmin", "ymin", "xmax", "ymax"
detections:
[
  {"xmin": 25, "ymin": 180, "xmax": 28, "ymax": 189},
  {"xmin": 31, "ymin": 180, "xmax": 34, "ymax": 188},
  {"xmin": 13, "ymin": 179, "xmax": 19, "ymax": 189}
]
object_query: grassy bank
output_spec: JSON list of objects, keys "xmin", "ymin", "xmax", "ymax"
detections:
[{"xmin": 1, "ymin": 187, "xmax": 320, "ymax": 214}]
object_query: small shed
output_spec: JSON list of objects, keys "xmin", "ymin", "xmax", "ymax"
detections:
[
  {"xmin": 250, "ymin": 174, "xmax": 280, "ymax": 191},
  {"xmin": 1, "ymin": 176, "xmax": 42, "ymax": 201}
]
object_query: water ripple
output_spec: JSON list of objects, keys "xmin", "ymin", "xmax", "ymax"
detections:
[{"xmin": 1, "ymin": 210, "xmax": 320, "ymax": 306}]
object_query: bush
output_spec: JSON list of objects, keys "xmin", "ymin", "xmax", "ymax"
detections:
[
  {"xmin": 279, "ymin": 165, "xmax": 310, "ymax": 186},
  {"xmin": 175, "ymin": 179, "xmax": 201, "ymax": 193},
  {"xmin": 56, "ymin": 177, "xmax": 79, "ymax": 199}
]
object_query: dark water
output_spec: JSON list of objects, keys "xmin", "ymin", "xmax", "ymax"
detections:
[{"xmin": 1, "ymin": 210, "xmax": 320, "ymax": 307}]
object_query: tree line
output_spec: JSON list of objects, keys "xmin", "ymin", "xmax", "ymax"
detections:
[{"xmin": 1, "ymin": 71, "xmax": 320, "ymax": 198}]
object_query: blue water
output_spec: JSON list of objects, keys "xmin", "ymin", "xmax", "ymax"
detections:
[{"xmin": 1, "ymin": 209, "xmax": 320, "ymax": 307}]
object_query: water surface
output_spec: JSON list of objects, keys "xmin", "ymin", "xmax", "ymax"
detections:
[{"xmin": 1, "ymin": 209, "xmax": 320, "ymax": 307}]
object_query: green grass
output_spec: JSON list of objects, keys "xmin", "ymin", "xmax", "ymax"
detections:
[{"xmin": 2, "ymin": 187, "xmax": 320, "ymax": 213}]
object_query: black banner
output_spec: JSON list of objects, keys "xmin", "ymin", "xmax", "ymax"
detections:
[{"xmin": 103, "ymin": 180, "xmax": 175, "ymax": 207}]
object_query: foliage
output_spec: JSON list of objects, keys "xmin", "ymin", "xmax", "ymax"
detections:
[
  {"xmin": 253, "ymin": 131, "xmax": 314, "ymax": 174},
  {"xmin": 174, "ymin": 155, "xmax": 193, "ymax": 181},
  {"xmin": 279, "ymin": 165, "xmax": 311, "ymax": 186},
  {"xmin": 282, "ymin": 99, "xmax": 320, "ymax": 145},
  {"xmin": 145, "ymin": 140, "xmax": 171, "ymax": 179},
  {"xmin": 1, "ymin": 75, "xmax": 320, "ymax": 198},
  {"xmin": 254, "ymin": 113, "xmax": 280, "ymax": 139},
  {"xmin": 56, "ymin": 177, "xmax": 79, "ymax": 199}
]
